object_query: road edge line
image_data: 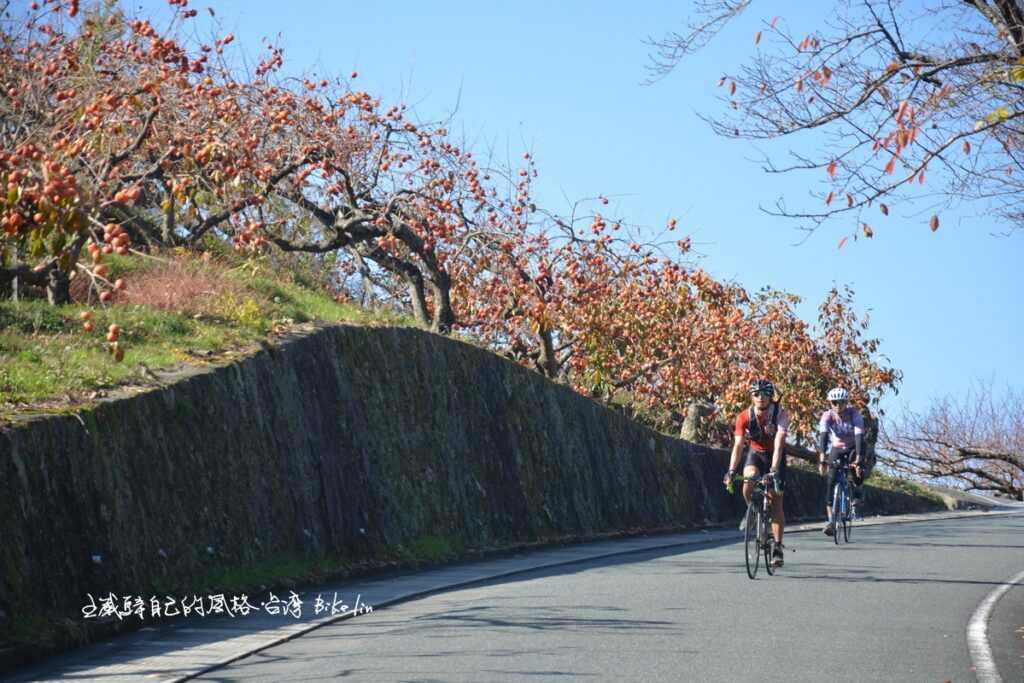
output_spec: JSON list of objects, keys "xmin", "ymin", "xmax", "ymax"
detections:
[{"xmin": 966, "ymin": 567, "xmax": 1024, "ymax": 683}]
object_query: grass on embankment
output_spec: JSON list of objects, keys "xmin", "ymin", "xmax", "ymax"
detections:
[
  {"xmin": 864, "ymin": 470, "xmax": 948, "ymax": 507},
  {"xmin": 0, "ymin": 250, "xmax": 413, "ymax": 418}
]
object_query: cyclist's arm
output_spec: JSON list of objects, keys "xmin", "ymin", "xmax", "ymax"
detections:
[
  {"xmin": 727, "ymin": 412, "xmax": 747, "ymax": 475},
  {"xmin": 770, "ymin": 412, "xmax": 788, "ymax": 471},
  {"xmin": 852, "ymin": 410, "xmax": 866, "ymax": 465},
  {"xmin": 817, "ymin": 430, "xmax": 830, "ymax": 459},
  {"xmin": 771, "ymin": 431, "xmax": 785, "ymax": 472},
  {"xmin": 816, "ymin": 411, "xmax": 830, "ymax": 460},
  {"xmin": 727, "ymin": 434, "xmax": 744, "ymax": 474},
  {"xmin": 853, "ymin": 433, "xmax": 865, "ymax": 465}
]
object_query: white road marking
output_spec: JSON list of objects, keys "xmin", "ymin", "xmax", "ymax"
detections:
[{"xmin": 966, "ymin": 567, "xmax": 1024, "ymax": 683}]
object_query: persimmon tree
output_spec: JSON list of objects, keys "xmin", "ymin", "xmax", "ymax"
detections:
[
  {"xmin": 0, "ymin": 0, "xmax": 127, "ymax": 304},
  {"xmin": 252, "ymin": 87, "xmax": 521, "ymax": 333},
  {"xmin": 449, "ymin": 182, "xmax": 900, "ymax": 441},
  {"xmin": 649, "ymin": 0, "xmax": 1024, "ymax": 236},
  {"xmin": 0, "ymin": 0, "xmax": 571, "ymax": 338},
  {"xmin": 546, "ymin": 251, "xmax": 900, "ymax": 441},
  {"xmin": 456, "ymin": 189, "xmax": 684, "ymax": 379},
  {"xmin": 0, "ymin": 0, "xmax": 305, "ymax": 308},
  {"xmin": 0, "ymin": 0, "xmax": 904, "ymax": 424},
  {"xmin": 180, "ymin": 36, "xmax": 564, "ymax": 334},
  {"xmin": 880, "ymin": 380, "xmax": 1023, "ymax": 500}
]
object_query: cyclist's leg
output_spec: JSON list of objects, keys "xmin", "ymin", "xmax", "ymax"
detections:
[
  {"xmin": 850, "ymin": 466, "xmax": 864, "ymax": 502},
  {"xmin": 769, "ymin": 491, "xmax": 784, "ymax": 544},
  {"xmin": 849, "ymin": 470, "xmax": 859, "ymax": 516},
  {"xmin": 852, "ymin": 459, "xmax": 870, "ymax": 517},
  {"xmin": 768, "ymin": 457, "xmax": 785, "ymax": 545},
  {"xmin": 768, "ymin": 459, "xmax": 786, "ymax": 565}
]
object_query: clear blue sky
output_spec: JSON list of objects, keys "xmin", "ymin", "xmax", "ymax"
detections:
[{"xmin": 134, "ymin": 0, "xmax": 1021, "ymax": 418}]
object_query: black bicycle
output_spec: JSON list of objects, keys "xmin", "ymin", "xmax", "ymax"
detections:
[
  {"xmin": 729, "ymin": 474, "xmax": 780, "ymax": 579},
  {"xmin": 829, "ymin": 463, "xmax": 853, "ymax": 544}
]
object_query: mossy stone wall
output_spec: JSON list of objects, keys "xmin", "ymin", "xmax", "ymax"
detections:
[{"xmin": 0, "ymin": 325, "xmax": 941, "ymax": 621}]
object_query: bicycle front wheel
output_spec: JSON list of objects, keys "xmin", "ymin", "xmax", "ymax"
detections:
[
  {"xmin": 744, "ymin": 502, "xmax": 760, "ymax": 579},
  {"xmin": 831, "ymin": 484, "xmax": 842, "ymax": 546}
]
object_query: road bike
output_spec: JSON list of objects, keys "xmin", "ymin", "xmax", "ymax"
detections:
[{"xmin": 728, "ymin": 474, "xmax": 780, "ymax": 579}]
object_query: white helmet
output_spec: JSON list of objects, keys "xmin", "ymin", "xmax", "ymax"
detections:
[{"xmin": 827, "ymin": 387, "xmax": 849, "ymax": 402}]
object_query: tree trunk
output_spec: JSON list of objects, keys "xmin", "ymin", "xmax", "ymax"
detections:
[
  {"xmin": 162, "ymin": 192, "xmax": 176, "ymax": 245},
  {"xmin": 680, "ymin": 400, "xmax": 716, "ymax": 443},
  {"xmin": 428, "ymin": 270, "xmax": 454, "ymax": 334},
  {"xmin": 536, "ymin": 326, "xmax": 558, "ymax": 378},
  {"xmin": 46, "ymin": 267, "xmax": 70, "ymax": 305},
  {"xmin": 403, "ymin": 270, "xmax": 430, "ymax": 327}
]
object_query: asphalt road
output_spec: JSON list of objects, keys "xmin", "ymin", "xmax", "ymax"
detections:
[{"xmin": 192, "ymin": 514, "xmax": 1024, "ymax": 682}]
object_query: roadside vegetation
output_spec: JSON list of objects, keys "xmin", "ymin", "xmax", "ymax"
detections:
[
  {"xmin": 0, "ymin": 0, "xmax": 901, "ymax": 443},
  {"xmin": 1, "ymin": 247, "xmax": 410, "ymax": 418}
]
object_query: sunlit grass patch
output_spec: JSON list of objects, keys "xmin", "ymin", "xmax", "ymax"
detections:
[{"xmin": 1, "ymin": 251, "xmax": 414, "ymax": 413}]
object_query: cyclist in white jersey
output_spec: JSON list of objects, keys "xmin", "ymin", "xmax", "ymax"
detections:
[{"xmin": 817, "ymin": 387, "xmax": 866, "ymax": 535}]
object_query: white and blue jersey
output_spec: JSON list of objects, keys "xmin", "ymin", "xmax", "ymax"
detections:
[{"xmin": 817, "ymin": 407, "xmax": 864, "ymax": 451}]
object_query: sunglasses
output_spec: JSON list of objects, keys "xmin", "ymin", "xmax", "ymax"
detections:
[
  {"xmin": 830, "ymin": 400, "xmax": 847, "ymax": 406},
  {"xmin": 752, "ymin": 390, "xmax": 773, "ymax": 397}
]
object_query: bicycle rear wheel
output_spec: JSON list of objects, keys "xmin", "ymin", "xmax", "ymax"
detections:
[
  {"xmin": 831, "ymin": 484, "xmax": 842, "ymax": 546},
  {"xmin": 744, "ymin": 502, "xmax": 760, "ymax": 579}
]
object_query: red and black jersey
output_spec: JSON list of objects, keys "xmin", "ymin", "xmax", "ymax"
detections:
[{"xmin": 735, "ymin": 404, "xmax": 790, "ymax": 453}]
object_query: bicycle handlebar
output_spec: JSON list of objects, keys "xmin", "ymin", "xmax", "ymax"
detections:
[{"xmin": 726, "ymin": 473, "xmax": 781, "ymax": 494}]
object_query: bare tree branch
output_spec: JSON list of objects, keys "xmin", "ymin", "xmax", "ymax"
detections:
[
  {"xmin": 651, "ymin": 0, "xmax": 1024, "ymax": 234},
  {"xmin": 880, "ymin": 379, "xmax": 1023, "ymax": 500}
]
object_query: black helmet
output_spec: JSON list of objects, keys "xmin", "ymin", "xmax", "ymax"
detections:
[{"xmin": 750, "ymin": 379, "xmax": 775, "ymax": 396}]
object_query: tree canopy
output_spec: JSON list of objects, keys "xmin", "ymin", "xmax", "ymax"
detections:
[{"xmin": 1, "ymin": 0, "xmax": 902, "ymax": 438}]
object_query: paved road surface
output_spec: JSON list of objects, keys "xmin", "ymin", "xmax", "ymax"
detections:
[{"xmin": 189, "ymin": 514, "xmax": 1024, "ymax": 682}]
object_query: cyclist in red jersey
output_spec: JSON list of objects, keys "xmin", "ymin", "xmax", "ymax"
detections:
[{"xmin": 723, "ymin": 379, "xmax": 790, "ymax": 567}]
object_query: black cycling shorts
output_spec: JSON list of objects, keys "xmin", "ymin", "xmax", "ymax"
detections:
[{"xmin": 743, "ymin": 447, "xmax": 786, "ymax": 490}]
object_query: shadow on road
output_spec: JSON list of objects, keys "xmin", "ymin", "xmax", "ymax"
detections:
[
  {"xmin": 867, "ymin": 541, "xmax": 1024, "ymax": 550},
  {"xmin": 781, "ymin": 562, "xmax": 1023, "ymax": 587}
]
